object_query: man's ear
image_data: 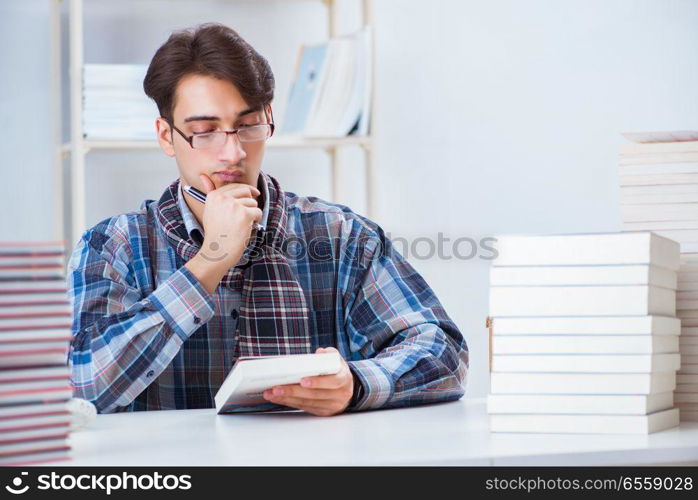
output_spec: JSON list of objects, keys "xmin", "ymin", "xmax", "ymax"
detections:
[{"xmin": 155, "ymin": 117, "xmax": 175, "ymax": 157}]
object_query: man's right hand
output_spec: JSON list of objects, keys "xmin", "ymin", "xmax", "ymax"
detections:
[{"xmin": 184, "ymin": 173, "xmax": 263, "ymax": 295}]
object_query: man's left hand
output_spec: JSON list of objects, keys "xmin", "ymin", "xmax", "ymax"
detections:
[{"xmin": 262, "ymin": 347, "xmax": 354, "ymax": 416}]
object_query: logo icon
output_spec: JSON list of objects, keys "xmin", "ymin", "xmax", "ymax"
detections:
[{"xmin": 5, "ymin": 472, "xmax": 29, "ymax": 495}]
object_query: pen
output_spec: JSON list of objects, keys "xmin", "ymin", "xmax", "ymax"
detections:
[{"xmin": 182, "ymin": 183, "xmax": 263, "ymax": 231}]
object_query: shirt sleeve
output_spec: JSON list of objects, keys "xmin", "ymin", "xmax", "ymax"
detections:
[
  {"xmin": 67, "ymin": 228, "xmax": 216, "ymax": 414},
  {"xmin": 343, "ymin": 226, "xmax": 469, "ymax": 411}
]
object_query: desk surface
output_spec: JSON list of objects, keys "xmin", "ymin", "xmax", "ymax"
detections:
[{"xmin": 65, "ymin": 398, "xmax": 698, "ymax": 466}]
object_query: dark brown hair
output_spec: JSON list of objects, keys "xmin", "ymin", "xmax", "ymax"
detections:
[{"xmin": 143, "ymin": 23, "xmax": 275, "ymax": 123}]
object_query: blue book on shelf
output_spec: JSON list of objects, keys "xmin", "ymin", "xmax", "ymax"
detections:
[{"xmin": 282, "ymin": 43, "xmax": 328, "ymax": 134}]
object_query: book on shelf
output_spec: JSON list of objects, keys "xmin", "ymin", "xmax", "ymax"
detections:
[
  {"xmin": 282, "ymin": 28, "xmax": 371, "ymax": 138},
  {"xmin": 82, "ymin": 64, "xmax": 156, "ymax": 140}
]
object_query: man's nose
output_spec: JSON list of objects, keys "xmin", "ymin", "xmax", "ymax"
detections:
[{"xmin": 217, "ymin": 132, "xmax": 247, "ymax": 163}]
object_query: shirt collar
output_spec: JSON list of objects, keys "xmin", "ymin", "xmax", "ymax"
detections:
[{"xmin": 177, "ymin": 174, "xmax": 270, "ymax": 244}]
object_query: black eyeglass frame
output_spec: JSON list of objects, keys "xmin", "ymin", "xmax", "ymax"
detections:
[{"xmin": 165, "ymin": 106, "xmax": 275, "ymax": 149}]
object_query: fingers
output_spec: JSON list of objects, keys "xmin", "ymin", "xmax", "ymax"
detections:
[
  {"xmin": 264, "ymin": 385, "xmax": 336, "ymax": 401},
  {"xmin": 199, "ymin": 173, "xmax": 216, "ymax": 193},
  {"xmin": 198, "ymin": 173, "xmax": 260, "ymax": 199},
  {"xmin": 301, "ymin": 366, "xmax": 349, "ymax": 390},
  {"xmin": 262, "ymin": 387, "xmax": 347, "ymax": 417}
]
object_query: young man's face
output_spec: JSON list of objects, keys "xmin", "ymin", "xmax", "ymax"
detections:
[{"xmin": 156, "ymin": 73, "xmax": 269, "ymax": 191}]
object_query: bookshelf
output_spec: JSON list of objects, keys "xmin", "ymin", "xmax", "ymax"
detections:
[{"xmin": 51, "ymin": 0, "xmax": 375, "ymax": 248}]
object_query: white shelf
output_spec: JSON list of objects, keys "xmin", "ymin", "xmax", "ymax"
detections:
[
  {"xmin": 54, "ymin": 0, "xmax": 376, "ymax": 247},
  {"xmin": 60, "ymin": 134, "xmax": 372, "ymax": 156}
]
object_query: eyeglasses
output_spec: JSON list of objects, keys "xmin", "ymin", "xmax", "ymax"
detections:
[{"xmin": 166, "ymin": 109, "xmax": 275, "ymax": 150}]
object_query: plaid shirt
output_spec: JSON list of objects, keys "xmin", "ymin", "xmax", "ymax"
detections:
[{"xmin": 67, "ymin": 172, "xmax": 469, "ymax": 413}]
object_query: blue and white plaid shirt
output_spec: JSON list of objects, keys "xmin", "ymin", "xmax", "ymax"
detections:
[{"xmin": 67, "ymin": 172, "xmax": 469, "ymax": 413}]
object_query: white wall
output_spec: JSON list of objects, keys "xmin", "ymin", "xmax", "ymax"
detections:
[{"xmin": 3, "ymin": 0, "xmax": 698, "ymax": 398}]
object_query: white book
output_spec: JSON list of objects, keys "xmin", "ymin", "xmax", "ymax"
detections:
[
  {"xmin": 0, "ymin": 353, "xmax": 68, "ymax": 368},
  {"xmin": 491, "ymin": 353, "xmax": 680, "ymax": 372},
  {"xmin": 489, "ymin": 285, "xmax": 675, "ymax": 317},
  {"xmin": 0, "ymin": 402, "xmax": 68, "ymax": 419},
  {"xmin": 493, "ymin": 232, "xmax": 679, "ymax": 270},
  {"xmin": 0, "ymin": 437, "xmax": 68, "ymax": 453},
  {"xmin": 487, "ymin": 393, "xmax": 673, "ymax": 415},
  {"xmin": 0, "ymin": 257, "xmax": 64, "ymax": 268},
  {"xmin": 676, "ymin": 393, "xmax": 698, "ymax": 403},
  {"xmin": 490, "ymin": 372, "xmax": 675, "ymax": 395},
  {"xmin": 0, "ymin": 342, "xmax": 70, "ymax": 354},
  {"xmin": 621, "ymin": 191, "xmax": 698, "ymax": 205},
  {"xmin": 490, "ymin": 315, "xmax": 679, "ymax": 336},
  {"xmin": 679, "ymin": 272, "xmax": 698, "ymax": 282},
  {"xmin": 0, "ymin": 366, "xmax": 69, "ymax": 383},
  {"xmin": 681, "ymin": 337, "xmax": 698, "ymax": 345},
  {"xmin": 620, "ymin": 152, "xmax": 698, "ymax": 165},
  {"xmin": 0, "ymin": 293, "xmax": 69, "ymax": 306},
  {"xmin": 0, "ymin": 317, "xmax": 72, "ymax": 330},
  {"xmin": 678, "ymin": 374, "xmax": 698, "ymax": 384},
  {"xmin": 620, "ymin": 173, "xmax": 698, "ymax": 186},
  {"xmin": 0, "ymin": 304, "xmax": 71, "ymax": 317},
  {"xmin": 0, "ymin": 449, "xmax": 70, "ymax": 466},
  {"xmin": 621, "ymin": 183, "xmax": 698, "ymax": 196},
  {"xmin": 676, "ymin": 383, "xmax": 698, "ymax": 392},
  {"xmin": 624, "ymin": 220, "xmax": 698, "ymax": 231},
  {"xmin": 0, "ymin": 242, "xmax": 65, "ymax": 256},
  {"xmin": 0, "ymin": 329, "xmax": 71, "ymax": 342},
  {"xmin": 682, "ymin": 355, "xmax": 698, "ymax": 364},
  {"xmin": 679, "ymin": 365, "xmax": 698, "ymax": 374},
  {"xmin": 678, "ymin": 346, "xmax": 698, "ymax": 355},
  {"xmin": 620, "ymin": 162, "xmax": 698, "ymax": 175},
  {"xmin": 682, "ymin": 327, "xmax": 698, "ymax": 336},
  {"xmin": 0, "ymin": 269, "xmax": 65, "ymax": 279},
  {"xmin": 622, "ymin": 203, "xmax": 698, "ymax": 222},
  {"xmin": 0, "ymin": 387, "xmax": 72, "ymax": 405},
  {"xmin": 0, "ymin": 415, "xmax": 71, "ymax": 432},
  {"xmin": 489, "ymin": 265, "xmax": 676, "ymax": 288},
  {"xmin": 0, "ymin": 280, "xmax": 67, "ymax": 293},
  {"xmin": 620, "ymin": 132, "xmax": 698, "ymax": 146},
  {"xmin": 680, "ymin": 411, "xmax": 698, "ymax": 421},
  {"xmin": 489, "ymin": 408, "xmax": 679, "ymax": 434},
  {"xmin": 491, "ymin": 335, "xmax": 678, "ymax": 355},
  {"xmin": 215, "ymin": 352, "xmax": 343, "ymax": 413},
  {"xmin": 678, "ymin": 284, "xmax": 698, "ymax": 294},
  {"xmin": 676, "ymin": 402, "xmax": 698, "ymax": 410},
  {"xmin": 635, "ymin": 230, "xmax": 698, "ymax": 246}
]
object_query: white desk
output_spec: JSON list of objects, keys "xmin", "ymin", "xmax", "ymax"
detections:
[{"xmin": 65, "ymin": 398, "xmax": 698, "ymax": 466}]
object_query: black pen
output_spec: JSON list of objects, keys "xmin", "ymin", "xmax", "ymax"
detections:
[{"xmin": 182, "ymin": 183, "xmax": 263, "ymax": 231}]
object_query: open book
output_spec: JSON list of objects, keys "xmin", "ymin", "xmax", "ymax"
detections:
[{"xmin": 214, "ymin": 351, "xmax": 343, "ymax": 414}]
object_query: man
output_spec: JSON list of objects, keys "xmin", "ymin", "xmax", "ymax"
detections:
[{"xmin": 67, "ymin": 22, "xmax": 468, "ymax": 416}]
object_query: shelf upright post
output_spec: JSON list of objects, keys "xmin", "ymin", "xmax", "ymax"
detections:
[
  {"xmin": 362, "ymin": 0, "xmax": 374, "ymax": 218},
  {"xmin": 50, "ymin": 0, "xmax": 65, "ymax": 245},
  {"xmin": 69, "ymin": 0, "xmax": 86, "ymax": 249}
]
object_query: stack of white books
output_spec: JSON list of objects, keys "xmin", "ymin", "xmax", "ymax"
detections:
[
  {"xmin": 487, "ymin": 232, "xmax": 681, "ymax": 434},
  {"xmin": 0, "ymin": 242, "xmax": 73, "ymax": 465},
  {"xmin": 620, "ymin": 132, "xmax": 698, "ymax": 421},
  {"xmin": 83, "ymin": 64, "xmax": 156, "ymax": 140}
]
